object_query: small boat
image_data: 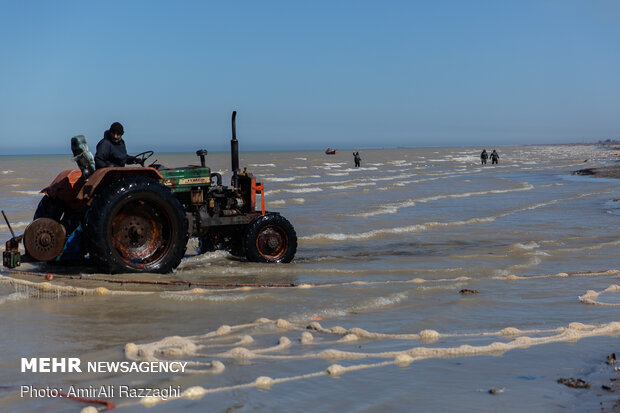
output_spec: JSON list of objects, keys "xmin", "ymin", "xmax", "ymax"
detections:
[{"xmin": 325, "ymin": 148, "xmax": 337, "ymax": 155}]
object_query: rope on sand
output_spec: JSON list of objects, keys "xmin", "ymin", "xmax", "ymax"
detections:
[
  {"xmin": 116, "ymin": 319, "xmax": 620, "ymax": 409},
  {"xmin": 0, "ymin": 267, "xmax": 619, "ymax": 298},
  {"xmin": 579, "ymin": 284, "xmax": 620, "ymax": 306},
  {"xmin": 0, "ymin": 268, "xmax": 304, "ymax": 298}
]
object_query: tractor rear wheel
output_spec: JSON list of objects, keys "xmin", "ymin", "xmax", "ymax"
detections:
[
  {"xmin": 84, "ymin": 176, "xmax": 188, "ymax": 273},
  {"xmin": 244, "ymin": 214, "xmax": 297, "ymax": 263}
]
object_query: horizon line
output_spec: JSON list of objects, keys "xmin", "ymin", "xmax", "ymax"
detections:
[{"xmin": 0, "ymin": 141, "xmax": 604, "ymax": 157}]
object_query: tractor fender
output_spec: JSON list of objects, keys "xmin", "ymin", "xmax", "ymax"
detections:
[
  {"xmin": 42, "ymin": 169, "xmax": 85, "ymax": 208},
  {"xmin": 77, "ymin": 167, "xmax": 163, "ymax": 205}
]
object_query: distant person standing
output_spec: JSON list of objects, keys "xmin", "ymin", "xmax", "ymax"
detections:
[
  {"xmin": 480, "ymin": 149, "xmax": 488, "ymax": 165},
  {"xmin": 490, "ymin": 149, "xmax": 500, "ymax": 165},
  {"xmin": 353, "ymin": 151, "xmax": 361, "ymax": 167}
]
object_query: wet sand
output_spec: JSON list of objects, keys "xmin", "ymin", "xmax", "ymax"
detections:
[
  {"xmin": 572, "ymin": 158, "xmax": 620, "ymax": 412},
  {"xmin": 573, "ymin": 145, "xmax": 620, "ymax": 178},
  {"xmin": 573, "ymin": 165, "xmax": 620, "ymax": 179}
]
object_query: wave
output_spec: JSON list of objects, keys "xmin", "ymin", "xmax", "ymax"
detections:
[
  {"xmin": 505, "ymin": 256, "xmax": 543, "ymax": 272},
  {"xmin": 391, "ymin": 174, "xmax": 460, "ymax": 187},
  {"xmin": 302, "ymin": 195, "xmax": 588, "ymax": 242},
  {"xmin": 283, "ymin": 187, "xmax": 323, "ymax": 194},
  {"xmin": 417, "ymin": 282, "xmax": 468, "ymax": 292},
  {"xmin": 550, "ymin": 239, "xmax": 620, "ymax": 254},
  {"xmin": 160, "ymin": 291, "xmax": 250, "ymax": 302},
  {"xmin": 289, "ymin": 173, "xmax": 410, "ymax": 188},
  {"xmin": 302, "ymin": 220, "xmax": 476, "ymax": 242},
  {"xmin": 340, "ymin": 167, "xmax": 378, "ymax": 172},
  {"xmin": 264, "ymin": 189, "xmax": 282, "ymax": 196},
  {"xmin": 12, "ymin": 190, "xmax": 42, "ymax": 196},
  {"xmin": 2, "ymin": 170, "xmax": 15, "ymax": 174},
  {"xmin": 289, "ymin": 291, "xmax": 408, "ymax": 322},
  {"xmin": 264, "ymin": 175, "xmax": 322, "ymax": 183},
  {"xmin": 265, "ymin": 177, "xmax": 297, "ymax": 182},
  {"xmin": 354, "ymin": 183, "xmax": 535, "ymax": 217},
  {"xmin": 249, "ymin": 163, "xmax": 276, "ymax": 167},
  {"xmin": 0, "ymin": 221, "xmax": 30, "ymax": 231},
  {"xmin": 371, "ymin": 173, "xmax": 415, "ymax": 181},
  {"xmin": 0, "ymin": 292, "xmax": 29, "ymax": 304},
  {"xmin": 176, "ymin": 250, "xmax": 232, "ymax": 269},
  {"xmin": 298, "ymin": 178, "xmax": 373, "ymax": 189},
  {"xmin": 510, "ymin": 242, "xmax": 540, "ymax": 251},
  {"xmin": 316, "ymin": 163, "xmax": 347, "ymax": 170},
  {"xmin": 433, "ymin": 156, "xmax": 477, "ymax": 162},
  {"xmin": 328, "ymin": 182, "xmax": 377, "ymax": 190}
]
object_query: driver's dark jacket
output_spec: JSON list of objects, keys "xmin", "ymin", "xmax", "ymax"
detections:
[{"xmin": 94, "ymin": 131, "xmax": 134, "ymax": 169}]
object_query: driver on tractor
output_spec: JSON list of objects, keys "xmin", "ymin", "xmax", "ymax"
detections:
[{"xmin": 94, "ymin": 122, "xmax": 139, "ymax": 169}]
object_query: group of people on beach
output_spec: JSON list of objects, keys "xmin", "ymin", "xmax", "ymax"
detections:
[{"xmin": 480, "ymin": 149, "xmax": 499, "ymax": 165}]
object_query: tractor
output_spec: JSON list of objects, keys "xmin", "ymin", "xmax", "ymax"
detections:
[{"xmin": 2, "ymin": 112, "xmax": 297, "ymax": 273}]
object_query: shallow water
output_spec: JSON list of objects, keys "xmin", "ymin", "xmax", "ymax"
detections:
[{"xmin": 1, "ymin": 145, "xmax": 620, "ymax": 412}]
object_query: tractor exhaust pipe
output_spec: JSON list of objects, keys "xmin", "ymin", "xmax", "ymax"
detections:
[{"xmin": 231, "ymin": 111, "xmax": 239, "ymax": 187}]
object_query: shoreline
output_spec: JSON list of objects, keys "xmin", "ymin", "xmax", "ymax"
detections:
[{"xmin": 573, "ymin": 165, "xmax": 620, "ymax": 179}]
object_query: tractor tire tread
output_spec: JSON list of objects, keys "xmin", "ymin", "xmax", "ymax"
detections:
[
  {"xmin": 243, "ymin": 213, "xmax": 297, "ymax": 263},
  {"xmin": 84, "ymin": 176, "xmax": 188, "ymax": 273}
]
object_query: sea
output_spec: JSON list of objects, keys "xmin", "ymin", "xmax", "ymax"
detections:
[{"xmin": 0, "ymin": 145, "xmax": 619, "ymax": 412}]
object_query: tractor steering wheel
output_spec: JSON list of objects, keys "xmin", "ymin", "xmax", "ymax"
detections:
[{"xmin": 133, "ymin": 151, "xmax": 154, "ymax": 167}]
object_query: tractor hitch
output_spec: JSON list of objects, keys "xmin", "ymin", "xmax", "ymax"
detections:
[
  {"xmin": 2, "ymin": 211, "xmax": 22, "ymax": 269},
  {"xmin": 3, "ymin": 236, "xmax": 22, "ymax": 269}
]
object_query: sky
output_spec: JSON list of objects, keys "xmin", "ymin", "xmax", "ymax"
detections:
[{"xmin": 0, "ymin": 0, "xmax": 619, "ymax": 154}]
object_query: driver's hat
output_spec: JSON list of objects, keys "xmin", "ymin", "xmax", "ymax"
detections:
[{"xmin": 110, "ymin": 122, "xmax": 124, "ymax": 136}]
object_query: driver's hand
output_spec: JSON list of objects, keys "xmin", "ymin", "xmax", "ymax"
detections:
[{"xmin": 126, "ymin": 155, "xmax": 139, "ymax": 165}]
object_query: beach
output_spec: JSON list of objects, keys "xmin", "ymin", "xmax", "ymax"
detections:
[
  {"xmin": 574, "ymin": 166, "xmax": 620, "ymax": 179},
  {"xmin": 1, "ymin": 144, "xmax": 620, "ymax": 412}
]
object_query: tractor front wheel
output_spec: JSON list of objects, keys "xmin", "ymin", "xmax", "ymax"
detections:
[
  {"xmin": 244, "ymin": 214, "xmax": 297, "ymax": 263},
  {"xmin": 84, "ymin": 177, "xmax": 188, "ymax": 273}
]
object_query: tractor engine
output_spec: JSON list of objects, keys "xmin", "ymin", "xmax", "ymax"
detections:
[{"xmin": 159, "ymin": 157, "xmax": 257, "ymax": 238}]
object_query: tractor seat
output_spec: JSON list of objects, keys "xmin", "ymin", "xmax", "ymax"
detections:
[{"xmin": 70, "ymin": 135, "xmax": 96, "ymax": 179}]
